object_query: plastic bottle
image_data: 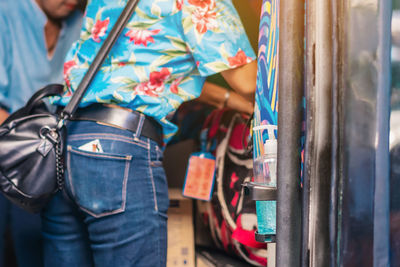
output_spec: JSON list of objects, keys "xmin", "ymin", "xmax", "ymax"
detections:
[{"xmin": 253, "ymin": 139, "xmax": 277, "ymax": 236}]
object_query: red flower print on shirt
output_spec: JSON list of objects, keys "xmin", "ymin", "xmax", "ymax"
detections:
[
  {"xmin": 170, "ymin": 76, "xmax": 184, "ymax": 94},
  {"xmin": 91, "ymin": 18, "xmax": 110, "ymax": 42},
  {"xmin": 135, "ymin": 68, "xmax": 171, "ymax": 97},
  {"xmin": 125, "ymin": 29, "xmax": 161, "ymax": 47},
  {"xmin": 176, "ymin": 0, "xmax": 183, "ymax": 10},
  {"xmin": 150, "ymin": 68, "xmax": 170, "ymax": 87},
  {"xmin": 192, "ymin": 8, "xmax": 217, "ymax": 34},
  {"xmin": 188, "ymin": 0, "xmax": 215, "ymax": 10},
  {"xmin": 228, "ymin": 50, "xmax": 253, "ymax": 68},
  {"xmin": 63, "ymin": 60, "xmax": 77, "ymax": 95}
]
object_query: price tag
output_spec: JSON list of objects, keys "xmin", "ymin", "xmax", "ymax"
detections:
[{"xmin": 182, "ymin": 152, "xmax": 216, "ymax": 201}]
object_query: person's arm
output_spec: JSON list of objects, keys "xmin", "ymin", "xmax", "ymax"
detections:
[
  {"xmin": 181, "ymin": 0, "xmax": 257, "ymax": 110},
  {"xmin": 0, "ymin": 108, "xmax": 9, "ymax": 125},
  {"xmin": 197, "ymin": 81, "xmax": 254, "ymax": 115},
  {"xmin": 220, "ymin": 60, "xmax": 257, "ymax": 104},
  {"xmin": 249, "ymin": 0, "xmax": 263, "ymax": 16}
]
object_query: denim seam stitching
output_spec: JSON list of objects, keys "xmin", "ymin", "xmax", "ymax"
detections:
[
  {"xmin": 66, "ymin": 146, "xmax": 131, "ymax": 218},
  {"xmin": 78, "ymin": 137, "xmax": 148, "ymax": 149},
  {"xmin": 79, "ymin": 158, "xmax": 130, "ymax": 218},
  {"xmin": 150, "ymin": 146, "xmax": 163, "ymax": 166},
  {"xmin": 68, "ymin": 135, "xmax": 147, "ymax": 148},
  {"xmin": 68, "ymin": 133, "xmax": 148, "ymax": 148},
  {"xmin": 69, "ymin": 133, "xmax": 135, "ymax": 140},
  {"xmin": 66, "ymin": 149, "xmax": 77, "ymax": 199},
  {"xmin": 134, "ymin": 114, "xmax": 145, "ymax": 139},
  {"xmin": 79, "ymin": 201, "xmax": 126, "ymax": 218},
  {"xmin": 68, "ymin": 146, "xmax": 133, "ymax": 160},
  {"xmin": 157, "ymin": 218, "xmax": 161, "ymax": 267},
  {"xmin": 147, "ymin": 139, "xmax": 158, "ymax": 212}
]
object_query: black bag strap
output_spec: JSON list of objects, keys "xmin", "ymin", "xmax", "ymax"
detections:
[
  {"xmin": 26, "ymin": 84, "xmax": 64, "ymax": 114},
  {"xmin": 61, "ymin": 0, "xmax": 140, "ymax": 120}
]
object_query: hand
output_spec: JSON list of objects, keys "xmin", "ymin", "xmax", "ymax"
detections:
[{"xmin": 0, "ymin": 108, "xmax": 9, "ymax": 125}]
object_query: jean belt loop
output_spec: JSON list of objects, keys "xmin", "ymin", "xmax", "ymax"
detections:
[{"xmin": 134, "ymin": 113, "xmax": 145, "ymax": 139}]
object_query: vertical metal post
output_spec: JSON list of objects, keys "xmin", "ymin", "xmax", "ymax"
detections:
[
  {"xmin": 373, "ymin": 0, "xmax": 392, "ymax": 265},
  {"xmin": 335, "ymin": 0, "xmax": 392, "ymax": 265},
  {"xmin": 330, "ymin": 0, "xmax": 345, "ymax": 265},
  {"xmin": 276, "ymin": 0, "xmax": 304, "ymax": 265},
  {"xmin": 303, "ymin": 0, "xmax": 334, "ymax": 265}
]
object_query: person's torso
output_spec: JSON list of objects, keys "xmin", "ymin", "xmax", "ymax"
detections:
[
  {"xmin": 56, "ymin": 0, "xmax": 255, "ymax": 143},
  {"xmin": 2, "ymin": 0, "xmax": 82, "ymax": 112}
]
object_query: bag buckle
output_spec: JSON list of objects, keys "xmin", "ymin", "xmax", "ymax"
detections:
[{"xmin": 39, "ymin": 126, "xmax": 59, "ymax": 144}]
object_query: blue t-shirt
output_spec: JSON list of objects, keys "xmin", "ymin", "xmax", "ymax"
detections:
[
  {"xmin": 54, "ymin": 0, "xmax": 256, "ymax": 143},
  {"xmin": 0, "ymin": 0, "xmax": 82, "ymax": 112}
]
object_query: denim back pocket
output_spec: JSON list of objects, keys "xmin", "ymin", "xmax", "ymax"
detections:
[{"xmin": 66, "ymin": 145, "xmax": 132, "ymax": 218}]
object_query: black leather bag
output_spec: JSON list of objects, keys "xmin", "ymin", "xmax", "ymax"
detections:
[
  {"xmin": 0, "ymin": 85, "xmax": 65, "ymax": 212},
  {"xmin": 0, "ymin": 0, "xmax": 140, "ymax": 213}
]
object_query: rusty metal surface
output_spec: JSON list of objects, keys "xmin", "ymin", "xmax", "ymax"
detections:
[{"xmin": 303, "ymin": 0, "xmax": 333, "ymax": 265}]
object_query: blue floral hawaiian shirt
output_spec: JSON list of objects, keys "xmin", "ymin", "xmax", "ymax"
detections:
[{"xmin": 53, "ymin": 0, "xmax": 256, "ymax": 144}]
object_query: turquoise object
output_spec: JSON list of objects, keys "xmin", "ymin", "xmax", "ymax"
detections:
[{"xmin": 256, "ymin": 200, "xmax": 276, "ymax": 235}]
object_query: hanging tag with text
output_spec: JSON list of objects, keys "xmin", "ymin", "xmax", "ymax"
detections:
[{"xmin": 183, "ymin": 152, "xmax": 216, "ymax": 201}]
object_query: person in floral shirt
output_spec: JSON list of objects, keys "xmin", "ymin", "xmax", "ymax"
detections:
[{"xmin": 45, "ymin": 0, "xmax": 257, "ymax": 266}]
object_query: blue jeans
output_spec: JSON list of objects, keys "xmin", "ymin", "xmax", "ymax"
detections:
[
  {"xmin": 0, "ymin": 195, "xmax": 43, "ymax": 267},
  {"xmin": 41, "ymin": 120, "xmax": 169, "ymax": 267}
]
